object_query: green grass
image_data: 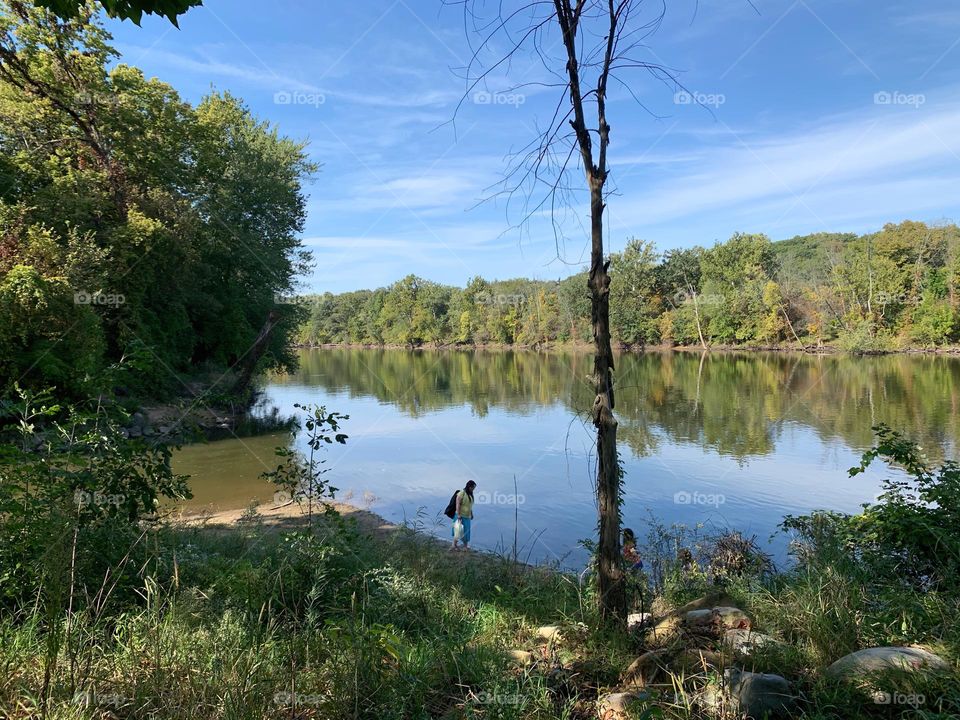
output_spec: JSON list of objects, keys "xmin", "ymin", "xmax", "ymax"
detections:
[
  {"xmin": 0, "ymin": 508, "xmax": 636, "ymax": 720},
  {"xmin": 2, "ymin": 507, "xmax": 959, "ymax": 720}
]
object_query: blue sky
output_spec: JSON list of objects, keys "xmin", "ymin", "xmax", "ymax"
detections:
[{"xmin": 106, "ymin": 0, "xmax": 960, "ymax": 293}]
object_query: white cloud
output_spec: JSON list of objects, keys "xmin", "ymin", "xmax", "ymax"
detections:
[
  {"xmin": 609, "ymin": 102, "xmax": 960, "ymax": 231},
  {"xmin": 115, "ymin": 46, "xmax": 325, "ymax": 93}
]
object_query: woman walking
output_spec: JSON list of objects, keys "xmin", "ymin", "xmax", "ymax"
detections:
[{"xmin": 451, "ymin": 480, "xmax": 476, "ymax": 551}]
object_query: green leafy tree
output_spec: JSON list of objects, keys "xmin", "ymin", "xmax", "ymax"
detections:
[
  {"xmin": 0, "ymin": 2, "xmax": 315, "ymax": 396},
  {"xmin": 610, "ymin": 238, "xmax": 660, "ymax": 347}
]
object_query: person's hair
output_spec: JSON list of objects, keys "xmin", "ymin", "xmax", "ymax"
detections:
[
  {"xmin": 464, "ymin": 480, "xmax": 476, "ymax": 499},
  {"xmin": 622, "ymin": 528, "xmax": 636, "ymax": 544}
]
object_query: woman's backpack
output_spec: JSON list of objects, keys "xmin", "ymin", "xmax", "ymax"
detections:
[{"xmin": 443, "ymin": 490, "xmax": 459, "ymax": 519}]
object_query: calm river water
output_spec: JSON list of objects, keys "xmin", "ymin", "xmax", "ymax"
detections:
[{"xmin": 173, "ymin": 348, "xmax": 960, "ymax": 569}]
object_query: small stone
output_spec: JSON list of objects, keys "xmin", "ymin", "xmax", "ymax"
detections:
[
  {"xmin": 597, "ymin": 692, "xmax": 642, "ymax": 720},
  {"xmin": 684, "ymin": 608, "xmax": 714, "ymax": 626},
  {"xmin": 724, "ymin": 629, "xmax": 778, "ymax": 656},
  {"xmin": 127, "ymin": 426, "xmax": 142, "ymax": 438},
  {"xmin": 825, "ymin": 646, "xmax": 951, "ymax": 681},
  {"xmin": 157, "ymin": 425, "xmax": 171, "ymax": 434},
  {"xmin": 626, "ymin": 612, "xmax": 652, "ymax": 630},
  {"xmin": 536, "ymin": 625, "xmax": 561, "ymax": 642},
  {"xmin": 508, "ymin": 649, "xmax": 534, "ymax": 667},
  {"xmin": 714, "ymin": 606, "xmax": 752, "ymax": 630}
]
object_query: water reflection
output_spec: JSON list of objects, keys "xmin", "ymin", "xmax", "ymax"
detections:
[
  {"xmin": 282, "ymin": 348, "xmax": 960, "ymax": 462},
  {"xmin": 176, "ymin": 348, "xmax": 958, "ymax": 568}
]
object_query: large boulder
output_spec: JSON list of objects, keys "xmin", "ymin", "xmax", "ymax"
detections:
[
  {"xmin": 701, "ymin": 669, "xmax": 793, "ymax": 718},
  {"xmin": 728, "ymin": 669, "xmax": 793, "ymax": 718},
  {"xmin": 825, "ymin": 646, "xmax": 951, "ymax": 681}
]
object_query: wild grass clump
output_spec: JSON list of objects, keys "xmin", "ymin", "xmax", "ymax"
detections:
[{"xmin": 634, "ymin": 426, "xmax": 960, "ymax": 718}]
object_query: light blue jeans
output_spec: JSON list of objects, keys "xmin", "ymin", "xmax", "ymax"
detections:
[{"xmin": 452, "ymin": 516, "xmax": 472, "ymax": 543}]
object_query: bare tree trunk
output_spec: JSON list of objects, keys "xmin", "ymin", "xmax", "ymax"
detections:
[
  {"xmin": 550, "ymin": 0, "xmax": 626, "ymax": 623},
  {"xmin": 456, "ymin": 0, "xmax": 678, "ymax": 623},
  {"xmin": 588, "ymin": 175, "xmax": 625, "ymax": 622},
  {"xmin": 695, "ymin": 349, "xmax": 706, "ymax": 412},
  {"xmin": 232, "ymin": 310, "xmax": 278, "ymax": 397},
  {"xmin": 692, "ymin": 290, "xmax": 707, "ymax": 350},
  {"xmin": 780, "ymin": 302, "xmax": 806, "ymax": 351}
]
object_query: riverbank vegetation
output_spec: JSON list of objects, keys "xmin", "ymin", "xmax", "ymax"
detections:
[
  {"xmin": 0, "ymin": 2, "xmax": 312, "ymax": 402},
  {"xmin": 299, "ymin": 222, "xmax": 960, "ymax": 354},
  {"xmin": 1, "ymin": 402, "xmax": 958, "ymax": 718}
]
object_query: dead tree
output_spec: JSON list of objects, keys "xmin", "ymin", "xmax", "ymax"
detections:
[{"xmin": 451, "ymin": 0, "xmax": 684, "ymax": 623}]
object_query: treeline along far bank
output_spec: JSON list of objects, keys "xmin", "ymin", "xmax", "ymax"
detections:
[{"xmin": 299, "ymin": 221, "xmax": 960, "ymax": 353}]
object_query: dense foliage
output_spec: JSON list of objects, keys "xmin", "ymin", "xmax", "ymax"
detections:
[
  {"xmin": 301, "ymin": 222, "xmax": 960, "ymax": 352},
  {"xmin": 784, "ymin": 423, "xmax": 960, "ymax": 592},
  {"xmin": 0, "ymin": 1, "xmax": 313, "ymax": 400},
  {"xmin": 0, "ymin": 383, "xmax": 190, "ymax": 608},
  {"xmin": 30, "ymin": 0, "xmax": 200, "ymax": 25}
]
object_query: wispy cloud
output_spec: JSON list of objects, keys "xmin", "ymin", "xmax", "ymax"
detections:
[
  {"xmin": 115, "ymin": 45, "xmax": 325, "ymax": 93},
  {"xmin": 609, "ymin": 102, "xmax": 960, "ymax": 232}
]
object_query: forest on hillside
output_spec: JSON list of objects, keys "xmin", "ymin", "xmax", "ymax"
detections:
[
  {"xmin": 0, "ymin": 4, "xmax": 311, "ymax": 399},
  {"xmin": 300, "ymin": 221, "xmax": 960, "ymax": 352}
]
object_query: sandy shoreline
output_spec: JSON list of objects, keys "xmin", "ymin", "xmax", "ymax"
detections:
[
  {"xmin": 171, "ymin": 499, "xmax": 403, "ymax": 538},
  {"xmin": 169, "ymin": 499, "xmax": 558, "ymax": 572}
]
